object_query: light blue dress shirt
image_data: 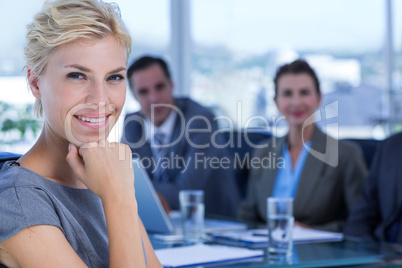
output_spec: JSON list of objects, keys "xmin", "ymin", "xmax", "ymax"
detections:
[
  {"xmin": 272, "ymin": 141, "xmax": 311, "ymax": 198},
  {"xmin": 145, "ymin": 110, "xmax": 177, "ymax": 157}
]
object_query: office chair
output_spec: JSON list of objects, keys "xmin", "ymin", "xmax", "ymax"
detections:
[
  {"xmin": 0, "ymin": 152, "xmax": 22, "ymax": 169},
  {"xmin": 342, "ymin": 139, "xmax": 380, "ymax": 169}
]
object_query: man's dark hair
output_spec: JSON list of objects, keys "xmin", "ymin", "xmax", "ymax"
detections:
[
  {"xmin": 127, "ymin": 56, "xmax": 171, "ymax": 90},
  {"xmin": 273, "ymin": 59, "xmax": 320, "ymax": 98}
]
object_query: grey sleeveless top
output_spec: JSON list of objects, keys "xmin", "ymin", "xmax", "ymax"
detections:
[{"xmin": 0, "ymin": 161, "xmax": 109, "ymax": 267}]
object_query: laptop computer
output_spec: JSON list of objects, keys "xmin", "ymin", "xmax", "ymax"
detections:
[{"xmin": 132, "ymin": 158, "xmax": 247, "ymax": 235}]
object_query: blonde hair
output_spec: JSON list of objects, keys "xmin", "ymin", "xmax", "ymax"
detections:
[{"xmin": 25, "ymin": 0, "xmax": 132, "ymax": 117}]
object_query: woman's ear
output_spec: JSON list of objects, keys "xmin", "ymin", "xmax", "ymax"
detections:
[{"xmin": 27, "ymin": 68, "xmax": 41, "ymax": 98}]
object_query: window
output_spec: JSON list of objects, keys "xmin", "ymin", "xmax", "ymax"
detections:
[
  {"xmin": 0, "ymin": 0, "xmax": 169, "ymax": 153},
  {"xmin": 1, "ymin": 0, "xmax": 400, "ymax": 153},
  {"xmin": 392, "ymin": 0, "xmax": 402, "ymax": 132},
  {"xmin": 191, "ymin": 0, "xmax": 392, "ymax": 139},
  {"xmin": 0, "ymin": 1, "xmax": 42, "ymax": 153}
]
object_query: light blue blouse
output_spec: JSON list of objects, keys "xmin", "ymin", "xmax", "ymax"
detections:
[{"xmin": 272, "ymin": 141, "xmax": 311, "ymax": 198}]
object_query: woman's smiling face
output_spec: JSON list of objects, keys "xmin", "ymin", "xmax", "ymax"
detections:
[
  {"xmin": 274, "ymin": 73, "xmax": 321, "ymax": 129},
  {"xmin": 29, "ymin": 35, "xmax": 127, "ymax": 146}
]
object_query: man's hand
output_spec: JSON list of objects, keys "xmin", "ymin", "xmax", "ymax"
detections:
[
  {"xmin": 157, "ymin": 192, "xmax": 171, "ymax": 214},
  {"xmin": 294, "ymin": 221, "xmax": 312, "ymax": 229}
]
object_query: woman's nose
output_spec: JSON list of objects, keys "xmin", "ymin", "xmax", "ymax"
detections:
[
  {"xmin": 87, "ymin": 81, "xmax": 109, "ymax": 104},
  {"xmin": 290, "ymin": 94, "xmax": 301, "ymax": 106}
]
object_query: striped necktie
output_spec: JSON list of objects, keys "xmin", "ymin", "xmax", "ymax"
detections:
[
  {"xmin": 153, "ymin": 131, "xmax": 167, "ymax": 181},
  {"xmin": 154, "ymin": 132, "xmax": 166, "ymax": 156}
]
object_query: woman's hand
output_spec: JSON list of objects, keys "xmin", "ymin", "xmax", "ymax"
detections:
[
  {"xmin": 66, "ymin": 139, "xmax": 134, "ymax": 200},
  {"xmin": 67, "ymin": 139, "xmax": 148, "ymax": 267}
]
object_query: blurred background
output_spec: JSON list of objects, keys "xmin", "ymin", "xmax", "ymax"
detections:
[{"xmin": 1, "ymin": 0, "xmax": 401, "ymax": 153}]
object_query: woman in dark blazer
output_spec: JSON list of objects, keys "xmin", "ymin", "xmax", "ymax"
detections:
[{"xmin": 238, "ymin": 60, "xmax": 367, "ymax": 232}]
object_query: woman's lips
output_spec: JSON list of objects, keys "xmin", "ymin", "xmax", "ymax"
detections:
[
  {"xmin": 77, "ymin": 115, "xmax": 107, "ymax": 123},
  {"xmin": 74, "ymin": 114, "xmax": 110, "ymax": 129},
  {"xmin": 291, "ymin": 111, "xmax": 304, "ymax": 117}
]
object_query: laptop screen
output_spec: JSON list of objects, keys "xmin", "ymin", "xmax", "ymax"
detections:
[
  {"xmin": 132, "ymin": 158, "xmax": 247, "ymax": 235},
  {"xmin": 132, "ymin": 158, "xmax": 175, "ymax": 234}
]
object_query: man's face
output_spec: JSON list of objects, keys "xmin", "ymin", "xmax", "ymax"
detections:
[{"xmin": 130, "ymin": 64, "xmax": 174, "ymax": 127}]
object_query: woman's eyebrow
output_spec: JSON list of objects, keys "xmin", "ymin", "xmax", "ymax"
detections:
[
  {"xmin": 108, "ymin": 67, "xmax": 126, "ymax": 74},
  {"xmin": 65, "ymin": 64, "xmax": 91, "ymax": 72},
  {"xmin": 64, "ymin": 65, "xmax": 126, "ymax": 74}
]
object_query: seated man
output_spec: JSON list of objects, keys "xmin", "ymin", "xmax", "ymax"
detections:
[
  {"xmin": 344, "ymin": 132, "xmax": 402, "ymax": 242},
  {"xmin": 121, "ymin": 56, "xmax": 239, "ymax": 218}
]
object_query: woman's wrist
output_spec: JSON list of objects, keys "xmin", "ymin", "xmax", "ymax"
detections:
[{"xmin": 101, "ymin": 187, "xmax": 137, "ymax": 209}]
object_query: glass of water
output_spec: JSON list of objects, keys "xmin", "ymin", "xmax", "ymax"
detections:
[
  {"xmin": 179, "ymin": 190, "xmax": 204, "ymax": 243},
  {"xmin": 267, "ymin": 197, "xmax": 294, "ymax": 260}
]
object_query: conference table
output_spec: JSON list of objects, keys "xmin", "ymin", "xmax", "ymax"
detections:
[{"xmin": 151, "ymin": 234, "xmax": 402, "ymax": 267}]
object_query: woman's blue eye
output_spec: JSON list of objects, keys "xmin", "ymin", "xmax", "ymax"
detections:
[
  {"xmin": 67, "ymin": 72, "xmax": 85, "ymax": 79},
  {"xmin": 108, "ymin": 75, "xmax": 124, "ymax": 81}
]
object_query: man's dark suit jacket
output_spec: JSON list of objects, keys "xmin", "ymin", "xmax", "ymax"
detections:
[
  {"xmin": 344, "ymin": 132, "xmax": 402, "ymax": 242},
  {"xmin": 121, "ymin": 97, "xmax": 240, "ymax": 217}
]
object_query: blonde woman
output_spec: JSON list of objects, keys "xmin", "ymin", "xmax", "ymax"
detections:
[{"xmin": 0, "ymin": 0, "xmax": 161, "ymax": 267}]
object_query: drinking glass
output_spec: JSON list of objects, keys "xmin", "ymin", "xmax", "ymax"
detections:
[
  {"xmin": 267, "ymin": 197, "xmax": 294, "ymax": 260},
  {"xmin": 179, "ymin": 190, "xmax": 204, "ymax": 242}
]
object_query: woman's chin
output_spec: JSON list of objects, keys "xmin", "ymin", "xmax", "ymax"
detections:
[
  {"xmin": 288, "ymin": 119, "xmax": 308, "ymax": 129},
  {"xmin": 67, "ymin": 134, "xmax": 108, "ymax": 147}
]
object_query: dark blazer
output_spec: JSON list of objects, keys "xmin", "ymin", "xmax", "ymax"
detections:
[
  {"xmin": 121, "ymin": 97, "xmax": 240, "ymax": 217},
  {"xmin": 344, "ymin": 132, "xmax": 402, "ymax": 242},
  {"xmin": 238, "ymin": 126, "xmax": 367, "ymax": 232}
]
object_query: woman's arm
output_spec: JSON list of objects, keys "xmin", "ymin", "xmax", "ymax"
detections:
[
  {"xmin": 140, "ymin": 219, "xmax": 162, "ymax": 267},
  {"xmin": 0, "ymin": 140, "xmax": 161, "ymax": 267},
  {"xmin": 66, "ymin": 140, "xmax": 149, "ymax": 267},
  {"xmin": 0, "ymin": 225, "xmax": 87, "ymax": 268}
]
